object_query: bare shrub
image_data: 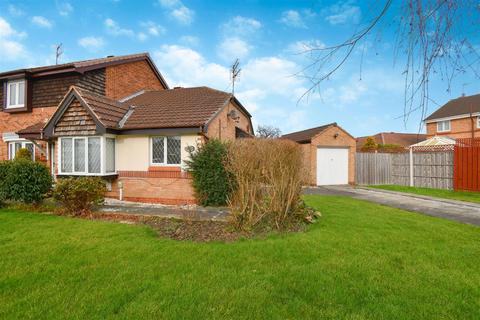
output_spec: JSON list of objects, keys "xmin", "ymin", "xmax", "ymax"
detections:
[{"xmin": 226, "ymin": 139, "xmax": 306, "ymax": 230}]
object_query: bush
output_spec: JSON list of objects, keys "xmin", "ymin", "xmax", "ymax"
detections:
[
  {"xmin": 361, "ymin": 137, "xmax": 377, "ymax": 152},
  {"xmin": 15, "ymin": 148, "xmax": 33, "ymax": 161},
  {"xmin": 0, "ymin": 161, "xmax": 12, "ymax": 206},
  {"xmin": 2, "ymin": 159, "xmax": 52, "ymax": 204},
  {"xmin": 53, "ymin": 177, "xmax": 107, "ymax": 216},
  {"xmin": 226, "ymin": 139, "xmax": 306, "ymax": 230},
  {"xmin": 185, "ymin": 139, "xmax": 232, "ymax": 206}
]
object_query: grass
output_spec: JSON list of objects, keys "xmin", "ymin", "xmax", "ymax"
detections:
[
  {"xmin": 0, "ymin": 196, "xmax": 479, "ymax": 319},
  {"xmin": 369, "ymin": 185, "xmax": 480, "ymax": 204}
]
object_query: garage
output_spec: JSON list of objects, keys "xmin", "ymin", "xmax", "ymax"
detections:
[
  {"xmin": 282, "ymin": 123, "xmax": 356, "ymax": 186},
  {"xmin": 316, "ymin": 147, "xmax": 349, "ymax": 185}
]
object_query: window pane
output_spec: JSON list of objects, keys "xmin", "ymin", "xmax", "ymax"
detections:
[
  {"xmin": 74, "ymin": 139, "xmax": 85, "ymax": 172},
  {"xmin": 18, "ymin": 82, "xmax": 25, "ymax": 105},
  {"xmin": 88, "ymin": 137, "xmax": 101, "ymax": 174},
  {"xmin": 61, "ymin": 138, "xmax": 72, "ymax": 173},
  {"xmin": 152, "ymin": 137, "xmax": 164, "ymax": 164},
  {"xmin": 8, "ymin": 83, "xmax": 16, "ymax": 106},
  {"xmin": 8, "ymin": 143, "xmax": 13, "ymax": 160},
  {"xmin": 25, "ymin": 143, "xmax": 34, "ymax": 161},
  {"xmin": 106, "ymin": 138, "xmax": 115, "ymax": 173},
  {"xmin": 167, "ymin": 136, "xmax": 181, "ymax": 164}
]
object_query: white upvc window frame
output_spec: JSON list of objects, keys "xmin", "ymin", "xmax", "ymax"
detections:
[
  {"xmin": 150, "ymin": 136, "xmax": 182, "ymax": 166},
  {"xmin": 8, "ymin": 140, "xmax": 35, "ymax": 161},
  {"xmin": 57, "ymin": 135, "xmax": 116, "ymax": 176},
  {"xmin": 477, "ymin": 117, "xmax": 480, "ymax": 129},
  {"xmin": 6, "ymin": 79, "xmax": 26, "ymax": 109},
  {"xmin": 437, "ymin": 120, "xmax": 451, "ymax": 132}
]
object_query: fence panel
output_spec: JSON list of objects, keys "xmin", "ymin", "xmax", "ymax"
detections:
[
  {"xmin": 355, "ymin": 153, "xmax": 392, "ymax": 185},
  {"xmin": 356, "ymin": 151, "xmax": 453, "ymax": 189},
  {"xmin": 454, "ymin": 138, "xmax": 480, "ymax": 191}
]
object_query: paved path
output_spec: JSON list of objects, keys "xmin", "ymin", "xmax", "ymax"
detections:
[{"xmin": 304, "ymin": 186, "xmax": 480, "ymax": 226}]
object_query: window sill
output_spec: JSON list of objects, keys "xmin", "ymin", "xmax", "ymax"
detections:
[
  {"xmin": 148, "ymin": 166, "xmax": 181, "ymax": 172},
  {"xmin": 3, "ymin": 106, "xmax": 30, "ymax": 113},
  {"xmin": 56, "ymin": 173, "xmax": 118, "ymax": 178}
]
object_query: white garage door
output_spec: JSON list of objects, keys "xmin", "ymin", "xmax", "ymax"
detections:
[{"xmin": 316, "ymin": 147, "xmax": 349, "ymax": 185}]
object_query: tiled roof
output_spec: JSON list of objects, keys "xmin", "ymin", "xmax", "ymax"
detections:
[
  {"xmin": 0, "ymin": 53, "xmax": 168, "ymax": 88},
  {"xmin": 425, "ymin": 93, "xmax": 480, "ymax": 121},
  {"xmin": 282, "ymin": 123, "xmax": 336, "ymax": 143},
  {"xmin": 356, "ymin": 132, "xmax": 426, "ymax": 148},
  {"xmin": 121, "ymin": 87, "xmax": 234, "ymax": 129},
  {"xmin": 74, "ymin": 87, "xmax": 130, "ymax": 129},
  {"xmin": 17, "ymin": 121, "xmax": 46, "ymax": 135}
]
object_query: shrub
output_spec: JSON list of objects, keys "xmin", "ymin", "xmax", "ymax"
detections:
[
  {"xmin": 53, "ymin": 177, "xmax": 107, "ymax": 216},
  {"xmin": 0, "ymin": 161, "xmax": 12, "ymax": 206},
  {"xmin": 3, "ymin": 159, "xmax": 53, "ymax": 204},
  {"xmin": 361, "ymin": 137, "xmax": 377, "ymax": 152},
  {"xmin": 15, "ymin": 148, "xmax": 33, "ymax": 161},
  {"xmin": 185, "ymin": 139, "xmax": 232, "ymax": 206},
  {"xmin": 226, "ymin": 139, "xmax": 306, "ymax": 230}
]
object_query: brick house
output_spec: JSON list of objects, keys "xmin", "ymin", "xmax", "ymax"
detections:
[
  {"xmin": 1, "ymin": 53, "xmax": 253, "ymax": 205},
  {"xmin": 424, "ymin": 93, "xmax": 480, "ymax": 139},
  {"xmin": 282, "ymin": 123, "xmax": 356, "ymax": 186}
]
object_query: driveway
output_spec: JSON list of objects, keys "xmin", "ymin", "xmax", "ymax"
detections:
[{"xmin": 304, "ymin": 186, "xmax": 480, "ymax": 226}]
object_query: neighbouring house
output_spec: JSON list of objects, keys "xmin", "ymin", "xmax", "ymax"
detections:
[
  {"xmin": 1, "ymin": 53, "xmax": 253, "ymax": 205},
  {"xmin": 356, "ymin": 132, "xmax": 426, "ymax": 152},
  {"xmin": 282, "ymin": 123, "xmax": 356, "ymax": 186},
  {"xmin": 424, "ymin": 93, "xmax": 480, "ymax": 139}
]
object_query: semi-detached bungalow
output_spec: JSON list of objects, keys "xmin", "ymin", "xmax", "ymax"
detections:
[{"xmin": 1, "ymin": 53, "xmax": 253, "ymax": 205}]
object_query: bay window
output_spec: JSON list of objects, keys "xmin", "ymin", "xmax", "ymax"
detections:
[
  {"xmin": 58, "ymin": 136, "xmax": 116, "ymax": 175},
  {"xmin": 8, "ymin": 140, "xmax": 35, "ymax": 161},
  {"xmin": 6, "ymin": 79, "xmax": 25, "ymax": 109},
  {"xmin": 151, "ymin": 136, "xmax": 181, "ymax": 165}
]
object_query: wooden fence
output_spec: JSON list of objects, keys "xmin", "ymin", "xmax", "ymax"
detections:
[
  {"xmin": 356, "ymin": 151, "xmax": 454, "ymax": 189},
  {"xmin": 454, "ymin": 138, "xmax": 480, "ymax": 191}
]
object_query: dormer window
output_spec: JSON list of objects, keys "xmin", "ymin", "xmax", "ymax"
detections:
[{"xmin": 6, "ymin": 79, "xmax": 25, "ymax": 109}]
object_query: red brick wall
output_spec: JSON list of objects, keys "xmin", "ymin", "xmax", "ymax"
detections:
[
  {"xmin": 105, "ymin": 60, "xmax": 166, "ymax": 100},
  {"xmin": 0, "ymin": 107, "xmax": 56, "ymax": 161},
  {"xmin": 426, "ymin": 117, "xmax": 480, "ymax": 139},
  {"xmin": 106, "ymin": 174, "xmax": 196, "ymax": 205},
  {"xmin": 205, "ymin": 101, "xmax": 252, "ymax": 141}
]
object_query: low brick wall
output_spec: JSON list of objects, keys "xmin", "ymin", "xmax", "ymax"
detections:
[{"xmin": 106, "ymin": 171, "xmax": 196, "ymax": 205}]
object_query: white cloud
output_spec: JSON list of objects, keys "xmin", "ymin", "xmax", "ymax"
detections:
[
  {"xmin": 140, "ymin": 21, "xmax": 166, "ymax": 37},
  {"xmin": 217, "ymin": 37, "xmax": 251, "ymax": 62},
  {"xmin": 158, "ymin": 0, "xmax": 180, "ymax": 8},
  {"xmin": 32, "ymin": 16, "xmax": 53, "ymax": 28},
  {"xmin": 180, "ymin": 35, "xmax": 199, "ymax": 46},
  {"xmin": 0, "ymin": 17, "xmax": 27, "ymax": 61},
  {"xmin": 158, "ymin": 0, "xmax": 194, "ymax": 25},
  {"xmin": 280, "ymin": 10, "xmax": 306, "ymax": 28},
  {"xmin": 57, "ymin": 2, "xmax": 73, "ymax": 16},
  {"xmin": 171, "ymin": 6, "xmax": 194, "ymax": 25},
  {"xmin": 221, "ymin": 16, "xmax": 261, "ymax": 36},
  {"xmin": 287, "ymin": 39, "xmax": 325, "ymax": 54},
  {"xmin": 153, "ymin": 44, "xmax": 230, "ymax": 89},
  {"xmin": 78, "ymin": 36, "xmax": 105, "ymax": 52},
  {"xmin": 324, "ymin": 1, "xmax": 361, "ymax": 25},
  {"xmin": 8, "ymin": 5, "xmax": 24, "ymax": 17},
  {"xmin": 104, "ymin": 18, "xmax": 134, "ymax": 37}
]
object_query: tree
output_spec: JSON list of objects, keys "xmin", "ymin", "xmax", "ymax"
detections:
[
  {"xmin": 256, "ymin": 125, "xmax": 282, "ymax": 139},
  {"xmin": 298, "ymin": 0, "xmax": 480, "ymax": 127},
  {"xmin": 361, "ymin": 137, "xmax": 378, "ymax": 152}
]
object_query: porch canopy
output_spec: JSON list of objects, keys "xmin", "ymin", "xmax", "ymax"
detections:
[
  {"xmin": 16, "ymin": 121, "xmax": 48, "ymax": 140},
  {"xmin": 410, "ymin": 136, "xmax": 455, "ymax": 151}
]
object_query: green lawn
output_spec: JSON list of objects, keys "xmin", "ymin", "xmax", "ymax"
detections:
[
  {"xmin": 0, "ymin": 196, "xmax": 479, "ymax": 319},
  {"xmin": 369, "ymin": 185, "xmax": 480, "ymax": 204}
]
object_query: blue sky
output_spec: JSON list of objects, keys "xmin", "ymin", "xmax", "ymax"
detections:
[{"xmin": 0, "ymin": 0, "xmax": 477, "ymax": 136}]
